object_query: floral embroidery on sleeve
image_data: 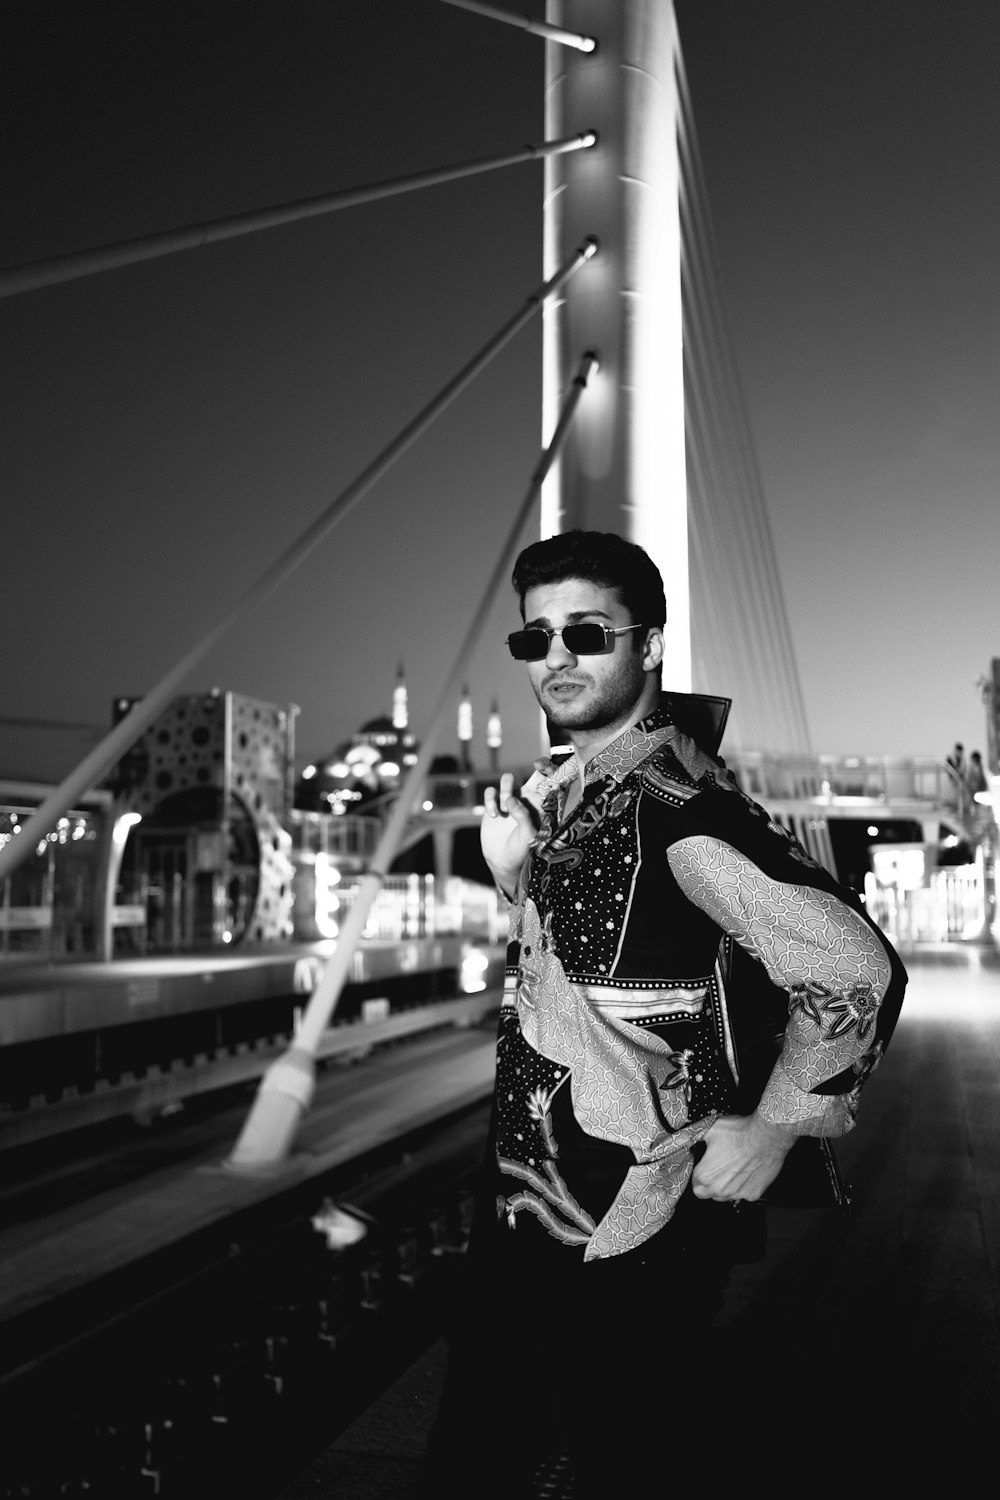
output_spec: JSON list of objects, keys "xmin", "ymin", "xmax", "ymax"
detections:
[{"xmin": 789, "ymin": 980, "xmax": 882, "ymax": 1041}]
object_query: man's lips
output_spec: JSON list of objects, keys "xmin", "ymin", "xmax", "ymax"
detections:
[{"xmin": 543, "ymin": 677, "xmax": 587, "ymax": 695}]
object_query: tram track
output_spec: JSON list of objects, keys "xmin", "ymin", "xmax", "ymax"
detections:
[
  {"xmin": 0, "ymin": 1009, "xmax": 500, "ymax": 1498},
  {"xmin": 0, "ymin": 979, "xmax": 502, "ymax": 1151}
]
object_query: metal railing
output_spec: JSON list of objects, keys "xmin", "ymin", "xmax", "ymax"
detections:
[
  {"xmin": 287, "ymin": 768, "xmax": 538, "ymax": 860},
  {"xmin": 289, "ymin": 808, "xmax": 384, "ymax": 862},
  {"xmin": 727, "ymin": 752, "xmax": 960, "ymax": 807},
  {"xmin": 291, "ymin": 756, "xmax": 969, "ymax": 848},
  {"xmin": 3, "ymin": 754, "xmax": 984, "ymax": 963},
  {"xmin": 334, "ymin": 872, "xmax": 507, "ymax": 945}
]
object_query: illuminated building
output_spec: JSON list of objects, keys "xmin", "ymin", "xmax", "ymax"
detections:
[{"xmin": 296, "ymin": 668, "xmax": 420, "ymax": 814}]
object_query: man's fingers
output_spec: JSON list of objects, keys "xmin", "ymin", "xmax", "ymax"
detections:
[
  {"xmin": 484, "ymin": 776, "xmax": 517, "ymax": 818},
  {"xmin": 483, "ymin": 775, "xmax": 541, "ymax": 852},
  {"xmin": 484, "ymin": 778, "xmax": 532, "ymax": 826},
  {"xmin": 502, "ymin": 793, "xmax": 531, "ymax": 829}
]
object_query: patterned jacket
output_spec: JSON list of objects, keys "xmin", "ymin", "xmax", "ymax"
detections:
[{"xmin": 495, "ymin": 698, "xmax": 907, "ymax": 1260}]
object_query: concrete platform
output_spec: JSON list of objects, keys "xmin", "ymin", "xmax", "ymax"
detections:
[{"xmin": 0, "ymin": 935, "xmax": 468, "ymax": 1042}]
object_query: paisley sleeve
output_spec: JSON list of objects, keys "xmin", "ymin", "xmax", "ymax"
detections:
[{"xmin": 667, "ymin": 834, "xmax": 893, "ymax": 1136}]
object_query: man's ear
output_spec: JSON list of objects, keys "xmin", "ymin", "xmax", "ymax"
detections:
[{"xmin": 642, "ymin": 627, "xmax": 664, "ymax": 672}]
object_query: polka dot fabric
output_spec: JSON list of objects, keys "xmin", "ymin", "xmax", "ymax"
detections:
[{"xmin": 492, "ymin": 698, "xmax": 906, "ymax": 1258}]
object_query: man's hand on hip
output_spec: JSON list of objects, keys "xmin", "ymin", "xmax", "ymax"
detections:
[{"xmin": 691, "ymin": 1112, "xmax": 798, "ymax": 1202}]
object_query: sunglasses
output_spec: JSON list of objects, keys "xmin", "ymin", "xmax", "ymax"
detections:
[{"xmin": 506, "ymin": 622, "xmax": 645, "ymax": 662}]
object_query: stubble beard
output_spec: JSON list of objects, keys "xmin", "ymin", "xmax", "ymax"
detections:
[{"xmin": 533, "ymin": 655, "xmax": 647, "ymax": 734}]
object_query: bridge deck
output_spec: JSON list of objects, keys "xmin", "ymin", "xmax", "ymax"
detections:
[
  {"xmin": 277, "ymin": 942, "xmax": 1000, "ymax": 1497},
  {"xmin": 2, "ymin": 943, "xmax": 997, "ymax": 1494}
]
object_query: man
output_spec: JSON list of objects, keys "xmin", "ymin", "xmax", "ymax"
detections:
[
  {"xmin": 422, "ymin": 530, "xmax": 906, "ymax": 1498},
  {"xmin": 947, "ymin": 740, "xmax": 969, "ymax": 816}
]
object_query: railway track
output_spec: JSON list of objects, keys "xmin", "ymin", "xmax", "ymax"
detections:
[
  {"xmin": 0, "ymin": 1009, "xmax": 500, "ymax": 1498},
  {"xmin": 0, "ymin": 984, "xmax": 501, "ymax": 1151}
]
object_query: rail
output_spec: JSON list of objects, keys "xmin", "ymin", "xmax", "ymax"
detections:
[
  {"xmin": 730, "ymin": 752, "xmax": 963, "ymax": 809},
  {"xmin": 2, "ymin": 754, "xmax": 980, "ymax": 962},
  {"xmin": 294, "ymin": 754, "xmax": 969, "ymax": 833},
  {"xmin": 0, "ymin": 987, "xmax": 502, "ymax": 1152}
]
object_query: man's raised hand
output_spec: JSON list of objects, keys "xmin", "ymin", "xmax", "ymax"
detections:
[{"xmin": 481, "ymin": 770, "xmax": 544, "ymax": 898}]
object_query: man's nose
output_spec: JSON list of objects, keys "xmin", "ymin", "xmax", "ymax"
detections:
[{"xmin": 545, "ymin": 629, "xmax": 577, "ymax": 667}]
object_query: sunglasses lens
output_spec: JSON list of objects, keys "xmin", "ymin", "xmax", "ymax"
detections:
[
  {"xmin": 507, "ymin": 623, "xmax": 615, "ymax": 659},
  {"xmin": 562, "ymin": 623, "xmax": 609, "ymax": 655},
  {"xmin": 507, "ymin": 629, "xmax": 549, "ymax": 660}
]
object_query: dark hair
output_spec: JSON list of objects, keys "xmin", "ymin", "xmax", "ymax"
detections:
[{"xmin": 511, "ymin": 530, "xmax": 666, "ymax": 626}]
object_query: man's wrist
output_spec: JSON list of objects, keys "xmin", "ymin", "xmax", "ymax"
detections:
[
  {"xmin": 749, "ymin": 1110, "xmax": 799, "ymax": 1146},
  {"xmin": 485, "ymin": 859, "xmax": 525, "ymax": 902}
]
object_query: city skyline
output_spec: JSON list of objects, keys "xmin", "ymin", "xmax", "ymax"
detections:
[{"xmin": 2, "ymin": 1, "xmax": 998, "ymax": 787}]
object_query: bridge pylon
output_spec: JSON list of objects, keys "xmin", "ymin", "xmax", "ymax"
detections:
[{"xmin": 542, "ymin": 1, "xmax": 689, "ymax": 689}]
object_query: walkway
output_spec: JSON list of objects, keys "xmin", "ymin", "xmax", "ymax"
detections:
[
  {"xmin": 276, "ymin": 942, "xmax": 1000, "ymax": 1496},
  {"xmin": 368, "ymin": 754, "xmax": 972, "ymax": 885}
]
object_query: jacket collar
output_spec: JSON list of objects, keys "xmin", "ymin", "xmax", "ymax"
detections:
[{"xmin": 534, "ymin": 698, "xmax": 679, "ymax": 804}]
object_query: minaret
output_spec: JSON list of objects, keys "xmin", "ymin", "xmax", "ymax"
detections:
[
  {"xmin": 392, "ymin": 660, "xmax": 408, "ymax": 730},
  {"xmin": 458, "ymin": 685, "xmax": 473, "ymax": 773},
  {"xmin": 487, "ymin": 699, "xmax": 502, "ymax": 773}
]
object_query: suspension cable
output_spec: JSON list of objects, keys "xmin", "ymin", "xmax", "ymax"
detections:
[
  {"xmin": 0, "ymin": 238, "xmax": 598, "ymax": 884},
  {"xmin": 0, "ymin": 133, "xmax": 595, "ymax": 300},
  {"xmin": 227, "ymin": 347, "xmax": 601, "ymax": 1168},
  {"xmin": 436, "ymin": 0, "xmax": 597, "ymax": 51}
]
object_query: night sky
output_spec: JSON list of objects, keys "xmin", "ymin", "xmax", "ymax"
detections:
[{"xmin": 2, "ymin": 0, "xmax": 998, "ymax": 786}]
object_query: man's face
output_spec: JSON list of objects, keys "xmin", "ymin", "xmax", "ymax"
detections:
[{"xmin": 520, "ymin": 577, "xmax": 658, "ymax": 734}]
